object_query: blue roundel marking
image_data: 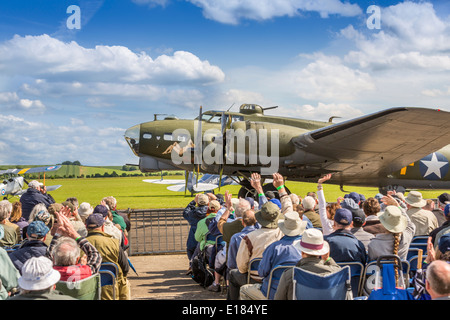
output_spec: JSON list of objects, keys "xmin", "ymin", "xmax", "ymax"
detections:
[
  {"xmin": 45, "ymin": 166, "xmax": 56, "ymax": 171},
  {"xmin": 1, "ymin": 189, "xmax": 5, "ymax": 195},
  {"xmin": 419, "ymin": 152, "xmax": 449, "ymax": 180}
]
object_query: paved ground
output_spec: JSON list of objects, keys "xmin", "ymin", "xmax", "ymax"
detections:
[{"xmin": 128, "ymin": 254, "xmax": 226, "ymax": 300}]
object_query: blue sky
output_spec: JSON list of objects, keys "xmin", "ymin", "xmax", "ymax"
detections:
[{"xmin": 0, "ymin": 0, "xmax": 449, "ymax": 166}]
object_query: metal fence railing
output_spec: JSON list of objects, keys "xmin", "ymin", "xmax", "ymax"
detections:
[{"xmin": 118, "ymin": 208, "xmax": 189, "ymax": 256}]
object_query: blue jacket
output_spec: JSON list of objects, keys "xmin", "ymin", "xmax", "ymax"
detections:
[
  {"xmin": 8, "ymin": 240, "xmax": 49, "ymax": 274},
  {"xmin": 325, "ymin": 229, "xmax": 368, "ymax": 265},
  {"xmin": 258, "ymin": 235, "xmax": 302, "ymax": 299},
  {"xmin": 227, "ymin": 225, "xmax": 257, "ymax": 269},
  {"xmin": 20, "ymin": 188, "xmax": 55, "ymax": 221},
  {"xmin": 182, "ymin": 201, "xmax": 208, "ymax": 253}
]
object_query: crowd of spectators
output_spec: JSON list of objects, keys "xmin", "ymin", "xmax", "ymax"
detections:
[
  {"xmin": 182, "ymin": 172, "xmax": 450, "ymax": 301},
  {"xmin": 0, "ymin": 180, "xmax": 131, "ymax": 300}
]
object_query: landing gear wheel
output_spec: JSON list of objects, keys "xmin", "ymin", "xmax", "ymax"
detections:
[
  {"xmin": 237, "ymin": 184, "xmax": 291, "ymax": 200},
  {"xmin": 379, "ymin": 185, "xmax": 406, "ymax": 195}
]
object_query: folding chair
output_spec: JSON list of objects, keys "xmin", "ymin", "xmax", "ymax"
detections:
[
  {"xmin": 411, "ymin": 236, "xmax": 429, "ymax": 244},
  {"xmin": 367, "ymin": 255, "xmax": 415, "ymax": 300},
  {"xmin": 291, "ymin": 266, "xmax": 352, "ymax": 300},
  {"xmin": 265, "ymin": 265, "xmax": 294, "ymax": 300},
  {"xmin": 247, "ymin": 258, "xmax": 262, "ymax": 284},
  {"xmin": 337, "ymin": 261, "xmax": 365, "ymax": 297},
  {"xmin": 56, "ymin": 273, "xmax": 101, "ymax": 300},
  {"xmin": 409, "ymin": 236, "xmax": 428, "ymax": 255},
  {"xmin": 99, "ymin": 262, "xmax": 119, "ymax": 300},
  {"xmin": 361, "ymin": 255, "xmax": 410, "ymax": 296}
]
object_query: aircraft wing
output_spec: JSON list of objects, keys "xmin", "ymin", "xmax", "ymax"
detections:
[
  {"xmin": 166, "ymin": 183, "xmax": 219, "ymax": 193},
  {"xmin": 291, "ymin": 107, "xmax": 450, "ymax": 180},
  {"xmin": 143, "ymin": 179, "xmax": 186, "ymax": 185},
  {"xmin": 0, "ymin": 165, "xmax": 62, "ymax": 175}
]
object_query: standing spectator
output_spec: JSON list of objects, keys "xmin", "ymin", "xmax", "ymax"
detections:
[
  {"xmin": 0, "ymin": 225, "xmax": 20, "ymax": 300},
  {"xmin": 7, "ymin": 256, "xmax": 77, "ymax": 300},
  {"xmin": 217, "ymin": 192, "xmax": 251, "ymax": 245},
  {"xmin": 350, "ymin": 208, "xmax": 374, "ymax": 251},
  {"xmin": 78, "ymin": 202, "xmax": 94, "ymax": 223},
  {"xmin": 182, "ymin": 193, "xmax": 208, "ymax": 271},
  {"xmin": 435, "ymin": 193, "xmax": 450, "ymax": 226},
  {"xmin": 85, "ymin": 213, "xmax": 130, "ymax": 300},
  {"xmin": 8, "ymin": 221, "xmax": 51, "ymax": 274},
  {"xmin": 9, "ymin": 201, "xmax": 28, "ymax": 241},
  {"xmin": 102, "ymin": 196, "xmax": 128, "ymax": 234},
  {"xmin": 425, "ymin": 260, "xmax": 450, "ymax": 300},
  {"xmin": 368, "ymin": 195, "xmax": 416, "ymax": 262},
  {"xmin": 324, "ymin": 208, "xmax": 367, "ymax": 265},
  {"xmin": 405, "ymin": 191, "xmax": 439, "ymax": 236},
  {"xmin": 0, "ymin": 200, "xmax": 19, "ymax": 247},
  {"xmin": 92, "ymin": 205, "xmax": 122, "ymax": 243},
  {"xmin": 274, "ymin": 228, "xmax": 341, "ymax": 300},
  {"xmin": 301, "ymin": 196, "xmax": 322, "ymax": 229},
  {"xmin": 19, "ymin": 180, "xmax": 55, "ymax": 220},
  {"xmin": 316, "ymin": 174, "xmax": 336, "ymax": 236}
]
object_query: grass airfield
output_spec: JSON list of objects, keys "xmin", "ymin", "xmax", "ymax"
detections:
[{"xmin": 34, "ymin": 176, "xmax": 448, "ymax": 210}]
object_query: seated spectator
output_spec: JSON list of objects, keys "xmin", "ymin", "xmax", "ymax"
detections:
[
  {"xmin": 28, "ymin": 203, "xmax": 54, "ymax": 246},
  {"xmin": 274, "ymin": 228, "xmax": 341, "ymax": 300},
  {"xmin": 289, "ymin": 193, "xmax": 301, "ymax": 211},
  {"xmin": 85, "ymin": 213, "xmax": 130, "ymax": 300},
  {"xmin": 0, "ymin": 225, "xmax": 20, "ymax": 300},
  {"xmin": 19, "ymin": 180, "xmax": 55, "ymax": 221},
  {"xmin": 227, "ymin": 201, "xmax": 283, "ymax": 300},
  {"xmin": 7, "ymin": 256, "xmax": 77, "ymax": 300},
  {"xmin": 49, "ymin": 210, "xmax": 102, "ymax": 281},
  {"xmin": 434, "ymin": 193, "xmax": 450, "ymax": 227},
  {"xmin": 9, "ymin": 201, "xmax": 28, "ymax": 241},
  {"xmin": 368, "ymin": 195, "xmax": 416, "ymax": 262},
  {"xmin": 0, "ymin": 200, "xmax": 19, "ymax": 247},
  {"xmin": 8, "ymin": 221, "xmax": 51, "ymax": 274},
  {"xmin": 61, "ymin": 200, "xmax": 88, "ymax": 238},
  {"xmin": 430, "ymin": 203, "xmax": 450, "ymax": 246},
  {"xmin": 350, "ymin": 207, "xmax": 374, "ymax": 251},
  {"xmin": 425, "ymin": 260, "xmax": 450, "ymax": 300},
  {"xmin": 405, "ymin": 191, "xmax": 439, "ymax": 236},
  {"xmin": 217, "ymin": 192, "xmax": 252, "ymax": 245},
  {"xmin": 412, "ymin": 234, "xmax": 450, "ymax": 300},
  {"xmin": 324, "ymin": 208, "xmax": 367, "ymax": 265},
  {"xmin": 78, "ymin": 202, "xmax": 94, "ymax": 223},
  {"xmin": 227, "ymin": 210, "xmax": 258, "ymax": 271},
  {"xmin": 362, "ymin": 197, "xmax": 387, "ymax": 235},
  {"xmin": 240, "ymin": 211, "xmax": 307, "ymax": 300},
  {"xmin": 316, "ymin": 174, "xmax": 336, "ymax": 235},
  {"xmin": 182, "ymin": 193, "xmax": 208, "ymax": 270}
]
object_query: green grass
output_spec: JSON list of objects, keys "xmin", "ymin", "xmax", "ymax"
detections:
[{"xmin": 24, "ymin": 176, "xmax": 449, "ymax": 210}]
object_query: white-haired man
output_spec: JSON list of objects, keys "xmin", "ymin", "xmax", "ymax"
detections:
[
  {"xmin": 20, "ymin": 180, "xmax": 55, "ymax": 221},
  {"xmin": 302, "ymin": 196, "xmax": 322, "ymax": 229}
]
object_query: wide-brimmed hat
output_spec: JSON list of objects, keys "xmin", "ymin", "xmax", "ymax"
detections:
[
  {"xmin": 278, "ymin": 211, "xmax": 307, "ymax": 237},
  {"xmin": 405, "ymin": 191, "xmax": 426, "ymax": 208},
  {"xmin": 255, "ymin": 201, "xmax": 280, "ymax": 229},
  {"xmin": 298, "ymin": 228, "xmax": 329, "ymax": 256},
  {"xmin": 78, "ymin": 202, "xmax": 94, "ymax": 219},
  {"xmin": 377, "ymin": 205, "xmax": 408, "ymax": 233},
  {"xmin": 18, "ymin": 256, "xmax": 61, "ymax": 291}
]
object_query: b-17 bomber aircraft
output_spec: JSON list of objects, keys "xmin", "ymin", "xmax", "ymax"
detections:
[{"xmin": 124, "ymin": 104, "xmax": 450, "ymax": 197}]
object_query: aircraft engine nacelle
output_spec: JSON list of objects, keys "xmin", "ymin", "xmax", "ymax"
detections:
[{"xmin": 139, "ymin": 155, "xmax": 180, "ymax": 173}]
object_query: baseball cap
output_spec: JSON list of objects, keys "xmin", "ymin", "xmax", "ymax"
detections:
[
  {"xmin": 334, "ymin": 208, "xmax": 353, "ymax": 226},
  {"xmin": 27, "ymin": 221, "xmax": 49, "ymax": 239},
  {"xmin": 93, "ymin": 205, "xmax": 109, "ymax": 217},
  {"xmin": 85, "ymin": 213, "xmax": 105, "ymax": 229}
]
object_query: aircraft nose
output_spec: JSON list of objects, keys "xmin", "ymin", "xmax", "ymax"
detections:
[{"xmin": 125, "ymin": 124, "xmax": 140, "ymax": 156}]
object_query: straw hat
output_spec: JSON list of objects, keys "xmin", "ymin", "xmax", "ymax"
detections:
[
  {"xmin": 18, "ymin": 257, "xmax": 61, "ymax": 291},
  {"xmin": 404, "ymin": 191, "xmax": 426, "ymax": 208},
  {"xmin": 298, "ymin": 228, "xmax": 330, "ymax": 256},
  {"xmin": 278, "ymin": 211, "xmax": 307, "ymax": 237},
  {"xmin": 377, "ymin": 205, "xmax": 408, "ymax": 233}
]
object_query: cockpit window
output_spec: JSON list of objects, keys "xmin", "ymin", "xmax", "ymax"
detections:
[
  {"xmin": 143, "ymin": 133, "xmax": 152, "ymax": 139},
  {"xmin": 124, "ymin": 124, "xmax": 140, "ymax": 156}
]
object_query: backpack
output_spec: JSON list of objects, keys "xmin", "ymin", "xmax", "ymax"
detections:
[{"xmin": 191, "ymin": 249, "xmax": 214, "ymax": 288}]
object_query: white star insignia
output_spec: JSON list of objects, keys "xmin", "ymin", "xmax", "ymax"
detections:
[{"xmin": 420, "ymin": 153, "xmax": 448, "ymax": 179}]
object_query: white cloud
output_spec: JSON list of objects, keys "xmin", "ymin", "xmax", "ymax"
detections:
[
  {"xmin": 186, "ymin": 0, "xmax": 362, "ymax": 24},
  {"xmin": 278, "ymin": 102, "xmax": 364, "ymax": 122},
  {"xmin": 0, "ymin": 34, "xmax": 225, "ymax": 85},
  {"xmin": 0, "ymin": 91, "xmax": 46, "ymax": 112}
]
